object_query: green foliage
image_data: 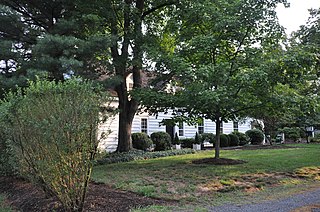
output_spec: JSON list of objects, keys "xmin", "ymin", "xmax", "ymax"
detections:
[
  {"xmin": 96, "ymin": 149, "xmax": 196, "ymax": 165},
  {"xmin": 220, "ymin": 134, "xmax": 230, "ymax": 147},
  {"xmin": 2, "ymin": 78, "xmax": 112, "ymax": 211},
  {"xmin": 228, "ymin": 134, "xmax": 240, "ymax": 146},
  {"xmin": 132, "ymin": 133, "xmax": 153, "ymax": 151},
  {"xmin": 150, "ymin": 132, "xmax": 172, "ymax": 151},
  {"xmin": 279, "ymin": 127, "xmax": 301, "ymax": 142},
  {"xmin": 231, "ymin": 131, "xmax": 248, "ymax": 146},
  {"xmin": 0, "ymin": 139, "xmax": 17, "ymax": 176},
  {"xmin": 246, "ymin": 129, "xmax": 264, "ymax": 145},
  {"xmin": 310, "ymin": 134, "xmax": 320, "ymax": 143},
  {"xmin": 310, "ymin": 138, "xmax": 320, "ymax": 143},
  {"xmin": 138, "ymin": 0, "xmax": 288, "ymax": 158},
  {"xmin": 200, "ymin": 133, "xmax": 215, "ymax": 144},
  {"xmin": 194, "ymin": 132, "xmax": 201, "ymax": 144},
  {"xmin": 0, "ymin": 96, "xmax": 18, "ymax": 175},
  {"xmin": 180, "ymin": 138, "xmax": 195, "ymax": 148},
  {"xmin": 173, "ymin": 132, "xmax": 181, "ymax": 145}
]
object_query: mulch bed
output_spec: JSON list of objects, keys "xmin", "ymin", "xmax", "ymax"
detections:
[
  {"xmin": 192, "ymin": 157, "xmax": 247, "ymax": 165},
  {"xmin": 0, "ymin": 176, "xmax": 174, "ymax": 212}
]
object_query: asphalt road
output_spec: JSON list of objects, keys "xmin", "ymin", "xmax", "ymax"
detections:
[{"xmin": 208, "ymin": 188, "xmax": 320, "ymax": 212}]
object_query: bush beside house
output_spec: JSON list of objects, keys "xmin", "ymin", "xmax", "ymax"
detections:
[
  {"xmin": 220, "ymin": 134, "xmax": 230, "ymax": 147},
  {"xmin": 246, "ymin": 129, "xmax": 264, "ymax": 145},
  {"xmin": 151, "ymin": 132, "xmax": 172, "ymax": 151},
  {"xmin": 132, "ymin": 133, "xmax": 153, "ymax": 151},
  {"xmin": 279, "ymin": 127, "xmax": 301, "ymax": 142},
  {"xmin": 180, "ymin": 138, "xmax": 195, "ymax": 148},
  {"xmin": 232, "ymin": 131, "xmax": 249, "ymax": 146},
  {"xmin": 228, "ymin": 133, "xmax": 240, "ymax": 146}
]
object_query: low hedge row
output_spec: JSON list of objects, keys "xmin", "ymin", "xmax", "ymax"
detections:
[{"xmin": 96, "ymin": 149, "xmax": 195, "ymax": 165}]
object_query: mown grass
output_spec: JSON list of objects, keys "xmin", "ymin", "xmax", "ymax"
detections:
[{"xmin": 92, "ymin": 144, "xmax": 320, "ymax": 209}]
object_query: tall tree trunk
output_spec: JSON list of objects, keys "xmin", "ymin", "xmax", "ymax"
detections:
[
  {"xmin": 115, "ymin": 79, "xmax": 137, "ymax": 152},
  {"xmin": 215, "ymin": 119, "xmax": 221, "ymax": 159},
  {"xmin": 117, "ymin": 106, "xmax": 133, "ymax": 152}
]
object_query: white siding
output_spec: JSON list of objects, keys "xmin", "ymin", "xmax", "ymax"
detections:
[
  {"xmin": 98, "ymin": 101, "xmax": 119, "ymax": 152},
  {"xmin": 99, "ymin": 101, "xmax": 252, "ymax": 152}
]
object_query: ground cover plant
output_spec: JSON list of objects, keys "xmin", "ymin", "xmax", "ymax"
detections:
[
  {"xmin": 92, "ymin": 143, "xmax": 320, "ymax": 209},
  {"xmin": 96, "ymin": 149, "xmax": 196, "ymax": 165}
]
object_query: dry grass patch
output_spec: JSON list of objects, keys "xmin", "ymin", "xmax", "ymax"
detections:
[
  {"xmin": 196, "ymin": 172, "xmax": 307, "ymax": 195},
  {"xmin": 295, "ymin": 166, "xmax": 320, "ymax": 180}
]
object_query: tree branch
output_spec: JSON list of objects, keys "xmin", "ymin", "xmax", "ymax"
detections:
[{"xmin": 141, "ymin": 0, "xmax": 177, "ymax": 20}]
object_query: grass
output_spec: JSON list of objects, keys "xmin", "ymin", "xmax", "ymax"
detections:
[
  {"xmin": 92, "ymin": 143, "xmax": 320, "ymax": 209},
  {"xmin": 0, "ymin": 194, "xmax": 13, "ymax": 212}
]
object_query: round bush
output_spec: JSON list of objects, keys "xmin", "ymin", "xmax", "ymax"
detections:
[
  {"xmin": 228, "ymin": 133, "xmax": 239, "ymax": 146},
  {"xmin": 220, "ymin": 134, "xmax": 230, "ymax": 147},
  {"xmin": 150, "ymin": 132, "xmax": 172, "ymax": 151},
  {"xmin": 180, "ymin": 138, "xmax": 195, "ymax": 148},
  {"xmin": 246, "ymin": 129, "xmax": 264, "ymax": 145},
  {"xmin": 280, "ymin": 127, "xmax": 301, "ymax": 142},
  {"xmin": 232, "ymin": 131, "xmax": 249, "ymax": 146},
  {"xmin": 132, "ymin": 133, "xmax": 153, "ymax": 151},
  {"xmin": 200, "ymin": 133, "xmax": 216, "ymax": 144}
]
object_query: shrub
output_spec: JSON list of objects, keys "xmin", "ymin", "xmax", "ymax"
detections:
[
  {"xmin": 310, "ymin": 138, "xmax": 320, "ymax": 143},
  {"xmin": 228, "ymin": 133, "xmax": 239, "ymax": 146},
  {"xmin": 2, "ymin": 79, "xmax": 113, "ymax": 212},
  {"xmin": 232, "ymin": 131, "xmax": 249, "ymax": 146},
  {"xmin": 172, "ymin": 132, "xmax": 181, "ymax": 145},
  {"xmin": 0, "ymin": 102, "xmax": 18, "ymax": 176},
  {"xmin": 151, "ymin": 132, "xmax": 172, "ymax": 151},
  {"xmin": 0, "ymin": 138, "xmax": 17, "ymax": 176},
  {"xmin": 246, "ymin": 129, "xmax": 264, "ymax": 145},
  {"xmin": 132, "ymin": 133, "xmax": 153, "ymax": 151},
  {"xmin": 220, "ymin": 134, "xmax": 230, "ymax": 147},
  {"xmin": 194, "ymin": 132, "xmax": 201, "ymax": 144},
  {"xmin": 96, "ymin": 149, "xmax": 196, "ymax": 165},
  {"xmin": 310, "ymin": 134, "xmax": 320, "ymax": 143},
  {"xmin": 180, "ymin": 138, "xmax": 195, "ymax": 148},
  {"xmin": 279, "ymin": 127, "xmax": 301, "ymax": 142},
  {"xmin": 200, "ymin": 133, "xmax": 215, "ymax": 144}
]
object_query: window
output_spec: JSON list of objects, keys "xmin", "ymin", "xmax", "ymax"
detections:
[
  {"xmin": 233, "ymin": 122, "xmax": 239, "ymax": 132},
  {"xmin": 198, "ymin": 119, "xmax": 204, "ymax": 134},
  {"xmin": 141, "ymin": 118, "xmax": 148, "ymax": 133},
  {"xmin": 178, "ymin": 122, "xmax": 184, "ymax": 136},
  {"xmin": 220, "ymin": 122, "xmax": 223, "ymax": 134}
]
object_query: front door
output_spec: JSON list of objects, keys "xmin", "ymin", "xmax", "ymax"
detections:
[{"xmin": 164, "ymin": 120, "xmax": 175, "ymax": 140}]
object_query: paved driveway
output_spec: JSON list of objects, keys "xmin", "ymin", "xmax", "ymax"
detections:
[{"xmin": 208, "ymin": 188, "xmax": 320, "ymax": 212}]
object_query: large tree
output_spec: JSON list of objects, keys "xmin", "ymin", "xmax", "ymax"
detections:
[
  {"xmin": 137, "ymin": 0, "xmax": 288, "ymax": 158},
  {"xmin": 0, "ymin": 0, "xmax": 179, "ymax": 152}
]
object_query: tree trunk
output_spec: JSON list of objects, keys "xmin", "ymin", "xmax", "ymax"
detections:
[
  {"xmin": 215, "ymin": 119, "xmax": 221, "ymax": 159},
  {"xmin": 115, "ymin": 80, "xmax": 137, "ymax": 152},
  {"xmin": 117, "ymin": 108, "xmax": 134, "ymax": 152}
]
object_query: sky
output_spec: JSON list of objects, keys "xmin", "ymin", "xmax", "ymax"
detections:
[{"xmin": 276, "ymin": 0, "xmax": 320, "ymax": 35}]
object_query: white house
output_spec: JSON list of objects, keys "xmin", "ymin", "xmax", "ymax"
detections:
[
  {"xmin": 98, "ymin": 109, "xmax": 252, "ymax": 152},
  {"xmin": 98, "ymin": 73, "xmax": 252, "ymax": 152}
]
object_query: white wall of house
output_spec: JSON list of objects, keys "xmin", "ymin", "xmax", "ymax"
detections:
[{"xmin": 98, "ymin": 104, "xmax": 252, "ymax": 152}]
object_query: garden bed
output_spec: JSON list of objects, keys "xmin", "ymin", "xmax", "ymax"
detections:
[{"xmin": 0, "ymin": 176, "xmax": 174, "ymax": 212}]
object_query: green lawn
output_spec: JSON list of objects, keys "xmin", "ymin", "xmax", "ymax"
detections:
[{"xmin": 92, "ymin": 144, "xmax": 320, "ymax": 209}]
